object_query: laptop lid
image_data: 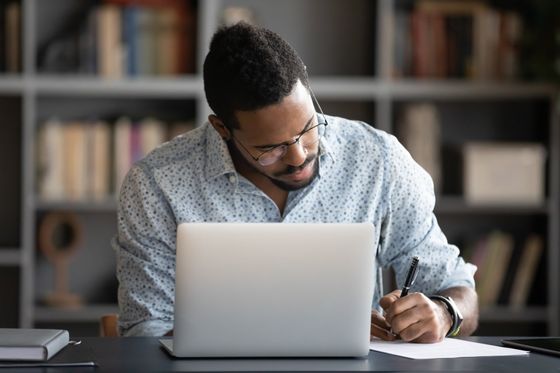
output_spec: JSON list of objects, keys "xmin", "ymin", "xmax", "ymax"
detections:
[{"xmin": 168, "ymin": 222, "xmax": 375, "ymax": 358}]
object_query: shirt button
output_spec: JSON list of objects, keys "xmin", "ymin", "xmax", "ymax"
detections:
[{"xmin": 229, "ymin": 175, "xmax": 236, "ymax": 183}]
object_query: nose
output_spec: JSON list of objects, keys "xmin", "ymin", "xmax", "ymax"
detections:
[{"xmin": 282, "ymin": 140, "xmax": 307, "ymax": 167}]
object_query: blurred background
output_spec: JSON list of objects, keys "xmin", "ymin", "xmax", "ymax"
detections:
[{"xmin": 0, "ymin": 0, "xmax": 558, "ymax": 337}]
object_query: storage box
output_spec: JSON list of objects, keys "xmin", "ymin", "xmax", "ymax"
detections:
[{"xmin": 463, "ymin": 143, "xmax": 546, "ymax": 205}]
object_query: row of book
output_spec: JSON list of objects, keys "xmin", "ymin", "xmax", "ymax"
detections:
[
  {"xmin": 40, "ymin": 0, "xmax": 196, "ymax": 77},
  {"xmin": 463, "ymin": 231, "xmax": 544, "ymax": 308},
  {"xmin": 37, "ymin": 117, "xmax": 195, "ymax": 201},
  {"xmin": 393, "ymin": 0, "xmax": 522, "ymax": 80},
  {"xmin": 0, "ymin": 1, "xmax": 21, "ymax": 73}
]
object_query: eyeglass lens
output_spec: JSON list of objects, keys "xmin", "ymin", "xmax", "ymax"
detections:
[{"xmin": 257, "ymin": 123, "xmax": 323, "ymax": 166}]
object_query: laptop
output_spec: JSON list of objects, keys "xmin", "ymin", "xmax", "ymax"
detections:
[{"xmin": 160, "ymin": 222, "xmax": 375, "ymax": 358}]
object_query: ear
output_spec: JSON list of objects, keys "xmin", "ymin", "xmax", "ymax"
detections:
[{"xmin": 208, "ymin": 114, "xmax": 231, "ymax": 141}]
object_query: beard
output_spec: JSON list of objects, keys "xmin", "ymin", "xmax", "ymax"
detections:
[
  {"xmin": 268, "ymin": 155, "xmax": 319, "ymax": 191},
  {"xmin": 228, "ymin": 141, "xmax": 320, "ymax": 191}
]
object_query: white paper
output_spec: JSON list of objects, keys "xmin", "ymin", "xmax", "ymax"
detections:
[{"xmin": 369, "ymin": 338, "xmax": 529, "ymax": 359}]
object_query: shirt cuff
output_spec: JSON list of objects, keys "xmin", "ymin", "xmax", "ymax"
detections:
[
  {"xmin": 120, "ymin": 319, "xmax": 173, "ymax": 337},
  {"xmin": 441, "ymin": 262, "xmax": 477, "ymax": 290}
]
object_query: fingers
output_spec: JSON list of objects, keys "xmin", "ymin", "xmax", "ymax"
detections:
[
  {"xmin": 370, "ymin": 322, "xmax": 397, "ymax": 341},
  {"xmin": 371, "ymin": 309, "xmax": 391, "ymax": 328},
  {"xmin": 398, "ymin": 319, "xmax": 442, "ymax": 344},
  {"xmin": 370, "ymin": 310, "xmax": 397, "ymax": 341},
  {"xmin": 389, "ymin": 306, "xmax": 422, "ymax": 337},
  {"xmin": 384, "ymin": 292, "xmax": 421, "ymax": 324},
  {"xmin": 384, "ymin": 293, "xmax": 447, "ymax": 343},
  {"xmin": 379, "ymin": 289, "xmax": 402, "ymax": 311}
]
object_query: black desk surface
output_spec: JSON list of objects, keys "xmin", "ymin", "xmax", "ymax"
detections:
[{"xmin": 15, "ymin": 337, "xmax": 560, "ymax": 372}]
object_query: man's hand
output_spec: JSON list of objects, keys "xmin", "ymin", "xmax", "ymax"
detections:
[
  {"xmin": 370, "ymin": 308, "xmax": 397, "ymax": 341},
  {"xmin": 376, "ymin": 289, "xmax": 453, "ymax": 343}
]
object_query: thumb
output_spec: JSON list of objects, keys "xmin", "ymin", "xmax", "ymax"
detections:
[{"xmin": 379, "ymin": 289, "xmax": 402, "ymax": 310}]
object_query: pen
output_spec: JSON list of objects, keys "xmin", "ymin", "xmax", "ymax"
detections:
[{"xmin": 400, "ymin": 256, "xmax": 419, "ymax": 297}]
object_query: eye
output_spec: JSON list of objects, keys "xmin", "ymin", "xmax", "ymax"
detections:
[{"xmin": 258, "ymin": 146, "xmax": 277, "ymax": 153}]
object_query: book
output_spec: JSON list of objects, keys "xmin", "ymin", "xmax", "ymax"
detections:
[
  {"xmin": 5, "ymin": 1, "xmax": 21, "ymax": 73},
  {"xmin": 398, "ymin": 103, "xmax": 442, "ymax": 193},
  {"xmin": 122, "ymin": 6, "xmax": 139, "ymax": 76},
  {"xmin": 63, "ymin": 123, "xmax": 88, "ymax": 200},
  {"xmin": 509, "ymin": 235, "xmax": 544, "ymax": 308},
  {"xmin": 37, "ymin": 118, "xmax": 65, "ymax": 201},
  {"xmin": 139, "ymin": 117, "xmax": 167, "ymax": 156},
  {"xmin": 155, "ymin": 7, "xmax": 180, "ymax": 75},
  {"xmin": 114, "ymin": 116, "xmax": 132, "ymax": 194},
  {"xmin": 0, "ymin": 2, "xmax": 5, "ymax": 72},
  {"xmin": 88, "ymin": 121, "xmax": 112, "ymax": 200},
  {"xmin": 0, "ymin": 329, "xmax": 69, "ymax": 361},
  {"xmin": 97, "ymin": 4, "xmax": 123, "ymax": 78},
  {"xmin": 477, "ymin": 231, "xmax": 514, "ymax": 307},
  {"xmin": 136, "ymin": 7, "xmax": 157, "ymax": 76},
  {"xmin": 496, "ymin": 236, "xmax": 524, "ymax": 305}
]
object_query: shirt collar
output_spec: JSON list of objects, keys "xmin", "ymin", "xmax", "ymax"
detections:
[
  {"xmin": 318, "ymin": 120, "xmax": 335, "ymax": 164},
  {"xmin": 204, "ymin": 123, "xmax": 237, "ymax": 180}
]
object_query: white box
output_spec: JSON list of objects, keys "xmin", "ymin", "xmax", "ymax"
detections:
[{"xmin": 463, "ymin": 143, "xmax": 546, "ymax": 205}]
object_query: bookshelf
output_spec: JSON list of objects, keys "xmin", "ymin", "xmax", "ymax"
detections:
[{"xmin": 0, "ymin": 0, "xmax": 558, "ymax": 337}]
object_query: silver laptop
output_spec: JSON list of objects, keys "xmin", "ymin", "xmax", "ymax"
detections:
[{"xmin": 160, "ymin": 223, "xmax": 375, "ymax": 358}]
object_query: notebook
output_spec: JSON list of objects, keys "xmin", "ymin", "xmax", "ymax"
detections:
[
  {"xmin": 160, "ymin": 222, "xmax": 376, "ymax": 358},
  {"xmin": 0, "ymin": 329, "xmax": 69, "ymax": 361}
]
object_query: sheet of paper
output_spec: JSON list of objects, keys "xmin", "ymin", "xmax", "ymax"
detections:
[{"xmin": 369, "ymin": 338, "xmax": 529, "ymax": 359}]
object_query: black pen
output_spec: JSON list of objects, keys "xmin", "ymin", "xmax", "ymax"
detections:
[{"xmin": 400, "ymin": 256, "xmax": 419, "ymax": 297}]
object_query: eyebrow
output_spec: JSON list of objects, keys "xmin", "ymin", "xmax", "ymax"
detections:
[{"xmin": 253, "ymin": 114, "xmax": 316, "ymax": 150}]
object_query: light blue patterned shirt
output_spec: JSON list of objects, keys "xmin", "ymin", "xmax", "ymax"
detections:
[{"xmin": 113, "ymin": 115, "xmax": 476, "ymax": 337}]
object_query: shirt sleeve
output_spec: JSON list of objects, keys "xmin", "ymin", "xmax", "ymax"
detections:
[
  {"xmin": 376, "ymin": 134, "xmax": 477, "ymax": 294},
  {"xmin": 112, "ymin": 163, "xmax": 177, "ymax": 336}
]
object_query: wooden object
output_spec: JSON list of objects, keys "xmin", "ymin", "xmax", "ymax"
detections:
[{"xmin": 38, "ymin": 212, "xmax": 84, "ymax": 308}]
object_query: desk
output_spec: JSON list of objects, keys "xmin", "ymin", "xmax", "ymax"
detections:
[{"xmin": 28, "ymin": 337, "xmax": 558, "ymax": 372}]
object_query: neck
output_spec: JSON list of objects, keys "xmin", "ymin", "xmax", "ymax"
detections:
[{"xmin": 228, "ymin": 143, "xmax": 289, "ymax": 214}]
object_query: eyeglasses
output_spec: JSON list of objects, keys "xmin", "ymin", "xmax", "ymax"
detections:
[{"xmin": 232, "ymin": 88, "xmax": 328, "ymax": 167}]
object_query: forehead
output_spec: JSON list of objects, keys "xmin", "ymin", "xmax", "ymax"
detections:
[{"xmin": 233, "ymin": 81, "xmax": 314, "ymax": 143}]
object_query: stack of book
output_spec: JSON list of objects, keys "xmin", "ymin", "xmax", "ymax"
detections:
[
  {"xmin": 393, "ymin": 0, "xmax": 522, "ymax": 80},
  {"xmin": 39, "ymin": 0, "xmax": 196, "ymax": 77},
  {"xmin": 463, "ymin": 232, "xmax": 544, "ymax": 308},
  {"xmin": 36, "ymin": 117, "xmax": 194, "ymax": 201}
]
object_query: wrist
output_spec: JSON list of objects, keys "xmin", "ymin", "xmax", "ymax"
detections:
[
  {"xmin": 432, "ymin": 298, "xmax": 453, "ymax": 336},
  {"xmin": 429, "ymin": 295, "xmax": 463, "ymax": 337}
]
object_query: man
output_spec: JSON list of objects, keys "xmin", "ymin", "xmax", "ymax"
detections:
[{"xmin": 113, "ymin": 22, "xmax": 478, "ymax": 341}]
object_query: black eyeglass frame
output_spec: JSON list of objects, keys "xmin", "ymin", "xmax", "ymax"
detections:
[{"xmin": 231, "ymin": 87, "xmax": 328, "ymax": 167}]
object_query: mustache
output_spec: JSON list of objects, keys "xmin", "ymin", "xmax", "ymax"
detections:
[{"xmin": 275, "ymin": 154, "xmax": 317, "ymax": 177}]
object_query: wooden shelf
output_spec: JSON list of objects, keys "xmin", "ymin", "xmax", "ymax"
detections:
[
  {"xmin": 34, "ymin": 76, "xmax": 203, "ymax": 98},
  {"xmin": 480, "ymin": 306, "xmax": 549, "ymax": 322},
  {"xmin": 0, "ymin": 249, "xmax": 21, "ymax": 265},
  {"xmin": 0, "ymin": 76, "xmax": 23, "ymax": 94},
  {"xmin": 435, "ymin": 197, "xmax": 550, "ymax": 215},
  {"xmin": 34, "ymin": 304, "xmax": 118, "ymax": 322},
  {"xmin": 35, "ymin": 198, "xmax": 118, "ymax": 212},
  {"xmin": 26, "ymin": 76, "xmax": 558, "ymax": 101},
  {"xmin": 311, "ymin": 77, "xmax": 380, "ymax": 99},
  {"xmin": 311, "ymin": 77, "xmax": 557, "ymax": 100},
  {"xmin": 385, "ymin": 80, "xmax": 557, "ymax": 100}
]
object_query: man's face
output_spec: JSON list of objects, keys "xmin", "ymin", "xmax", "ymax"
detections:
[{"xmin": 229, "ymin": 80, "xmax": 320, "ymax": 191}]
